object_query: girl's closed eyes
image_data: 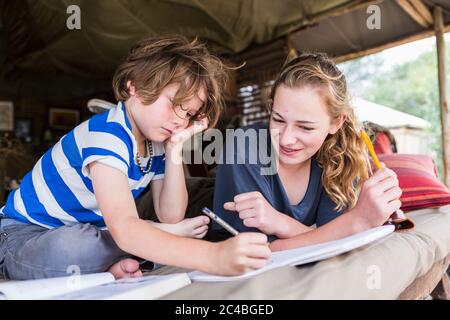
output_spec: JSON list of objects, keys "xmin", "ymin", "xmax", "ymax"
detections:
[{"xmin": 271, "ymin": 115, "xmax": 316, "ymax": 131}]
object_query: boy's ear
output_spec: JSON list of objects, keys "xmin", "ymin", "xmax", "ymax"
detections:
[
  {"xmin": 329, "ymin": 114, "xmax": 347, "ymax": 134},
  {"xmin": 127, "ymin": 80, "xmax": 136, "ymax": 96}
]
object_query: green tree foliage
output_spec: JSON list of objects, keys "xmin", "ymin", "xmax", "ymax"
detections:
[{"xmin": 339, "ymin": 40, "xmax": 449, "ymax": 178}]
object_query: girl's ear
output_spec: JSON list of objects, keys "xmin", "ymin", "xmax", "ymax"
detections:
[
  {"xmin": 127, "ymin": 81, "xmax": 136, "ymax": 96},
  {"xmin": 329, "ymin": 114, "xmax": 347, "ymax": 134}
]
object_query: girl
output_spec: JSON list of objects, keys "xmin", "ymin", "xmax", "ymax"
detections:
[
  {"xmin": 212, "ymin": 52, "xmax": 402, "ymax": 250},
  {"xmin": 0, "ymin": 36, "xmax": 270, "ymax": 280}
]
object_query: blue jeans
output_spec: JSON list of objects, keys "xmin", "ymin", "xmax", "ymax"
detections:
[{"xmin": 0, "ymin": 215, "xmax": 132, "ymax": 280}]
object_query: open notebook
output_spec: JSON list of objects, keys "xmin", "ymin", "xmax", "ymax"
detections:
[
  {"xmin": 189, "ymin": 224, "xmax": 395, "ymax": 282},
  {"xmin": 0, "ymin": 272, "xmax": 190, "ymax": 300}
]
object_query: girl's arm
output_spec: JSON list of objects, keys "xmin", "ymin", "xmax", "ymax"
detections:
[
  {"xmin": 269, "ymin": 166, "xmax": 402, "ymax": 251},
  {"xmin": 224, "ymin": 191, "xmax": 313, "ymax": 238},
  {"xmin": 270, "ymin": 209, "xmax": 365, "ymax": 251},
  {"xmin": 89, "ymin": 161, "xmax": 271, "ymax": 275}
]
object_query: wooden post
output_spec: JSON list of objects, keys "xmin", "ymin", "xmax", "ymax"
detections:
[{"xmin": 434, "ymin": 6, "xmax": 450, "ymax": 186}]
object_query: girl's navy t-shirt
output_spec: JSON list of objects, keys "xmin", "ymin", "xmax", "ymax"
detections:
[{"xmin": 212, "ymin": 122, "xmax": 344, "ymax": 241}]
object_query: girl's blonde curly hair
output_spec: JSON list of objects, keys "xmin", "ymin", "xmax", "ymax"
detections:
[{"xmin": 270, "ymin": 52, "xmax": 369, "ymax": 211}]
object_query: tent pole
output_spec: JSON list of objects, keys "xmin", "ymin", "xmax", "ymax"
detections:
[{"xmin": 434, "ymin": 6, "xmax": 450, "ymax": 186}]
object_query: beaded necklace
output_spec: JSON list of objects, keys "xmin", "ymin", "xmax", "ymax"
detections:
[{"xmin": 135, "ymin": 139, "xmax": 153, "ymax": 174}]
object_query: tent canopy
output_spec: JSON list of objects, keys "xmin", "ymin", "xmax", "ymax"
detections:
[
  {"xmin": 0, "ymin": 0, "xmax": 449, "ymax": 100},
  {"xmin": 353, "ymin": 97, "xmax": 431, "ymax": 129}
]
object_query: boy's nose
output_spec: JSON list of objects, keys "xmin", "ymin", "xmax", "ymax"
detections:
[{"xmin": 171, "ymin": 113, "xmax": 188, "ymax": 128}]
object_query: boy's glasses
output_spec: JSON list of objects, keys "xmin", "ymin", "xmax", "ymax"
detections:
[{"xmin": 172, "ymin": 103, "xmax": 205, "ymax": 123}]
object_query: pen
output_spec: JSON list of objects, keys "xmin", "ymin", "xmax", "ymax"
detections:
[
  {"xmin": 202, "ymin": 207, "xmax": 239, "ymax": 236},
  {"xmin": 360, "ymin": 130, "xmax": 382, "ymax": 170}
]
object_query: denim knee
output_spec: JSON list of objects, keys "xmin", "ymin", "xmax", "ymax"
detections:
[
  {"xmin": 0, "ymin": 229, "xmax": 7, "ymax": 278},
  {"xmin": 3, "ymin": 222, "xmax": 129, "ymax": 280}
]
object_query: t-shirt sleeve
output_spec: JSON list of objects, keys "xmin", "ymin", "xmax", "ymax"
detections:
[
  {"xmin": 315, "ymin": 190, "xmax": 345, "ymax": 227},
  {"xmin": 80, "ymin": 130, "xmax": 131, "ymax": 179}
]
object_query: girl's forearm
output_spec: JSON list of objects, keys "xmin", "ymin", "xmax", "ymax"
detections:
[
  {"xmin": 113, "ymin": 216, "xmax": 216, "ymax": 272},
  {"xmin": 158, "ymin": 146, "xmax": 188, "ymax": 222},
  {"xmin": 270, "ymin": 209, "xmax": 368, "ymax": 251},
  {"xmin": 273, "ymin": 212, "xmax": 314, "ymax": 239}
]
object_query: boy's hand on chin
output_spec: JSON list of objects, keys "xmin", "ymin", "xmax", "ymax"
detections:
[{"xmin": 164, "ymin": 118, "xmax": 208, "ymax": 152}]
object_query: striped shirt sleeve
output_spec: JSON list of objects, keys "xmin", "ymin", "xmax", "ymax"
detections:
[{"xmin": 80, "ymin": 128, "xmax": 132, "ymax": 179}]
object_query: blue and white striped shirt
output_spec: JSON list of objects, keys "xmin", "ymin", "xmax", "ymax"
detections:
[{"xmin": 0, "ymin": 102, "xmax": 165, "ymax": 229}]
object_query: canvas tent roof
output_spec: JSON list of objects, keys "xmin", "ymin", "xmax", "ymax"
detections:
[
  {"xmin": 0, "ymin": 0, "xmax": 449, "ymax": 100},
  {"xmin": 291, "ymin": 0, "xmax": 450, "ymax": 62}
]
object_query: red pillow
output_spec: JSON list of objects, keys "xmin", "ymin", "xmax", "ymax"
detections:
[{"xmin": 377, "ymin": 154, "xmax": 450, "ymax": 212}]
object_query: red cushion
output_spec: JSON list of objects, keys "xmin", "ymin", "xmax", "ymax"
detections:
[{"xmin": 377, "ymin": 154, "xmax": 450, "ymax": 212}]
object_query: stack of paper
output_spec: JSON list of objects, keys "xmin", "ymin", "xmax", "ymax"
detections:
[
  {"xmin": 0, "ymin": 272, "xmax": 191, "ymax": 300},
  {"xmin": 189, "ymin": 225, "xmax": 395, "ymax": 282}
]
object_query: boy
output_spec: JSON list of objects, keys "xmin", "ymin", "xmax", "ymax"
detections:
[{"xmin": 0, "ymin": 36, "xmax": 270, "ymax": 280}]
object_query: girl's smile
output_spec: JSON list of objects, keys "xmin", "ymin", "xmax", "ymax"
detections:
[{"xmin": 279, "ymin": 145, "xmax": 303, "ymax": 157}]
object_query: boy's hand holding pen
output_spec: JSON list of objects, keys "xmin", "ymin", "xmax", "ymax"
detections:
[{"xmin": 202, "ymin": 207, "xmax": 272, "ymax": 274}]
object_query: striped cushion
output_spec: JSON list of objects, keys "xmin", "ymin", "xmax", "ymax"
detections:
[{"xmin": 378, "ymin": 154, "xmax": 450, "ymax": 212}]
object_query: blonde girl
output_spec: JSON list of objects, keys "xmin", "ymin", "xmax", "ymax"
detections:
[{"xmin": 212, "ymin": 53, "xmax": 401, "ymax": 250}]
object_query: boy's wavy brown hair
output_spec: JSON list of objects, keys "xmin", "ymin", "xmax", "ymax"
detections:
[
  {"xmin": 270, "ymin": 52, "xmax": 369, "ymax": 211},
  {"xmin": 113, "ymin": 35, "xmax": 228, "ymax": 127}
]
